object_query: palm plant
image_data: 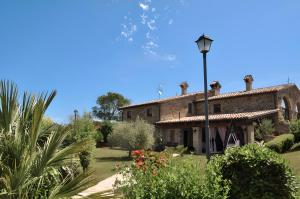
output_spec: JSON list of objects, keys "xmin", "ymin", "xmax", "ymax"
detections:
[{"xmin": 0, "ymin": 80, "xmax": 94, "ymax": 199}]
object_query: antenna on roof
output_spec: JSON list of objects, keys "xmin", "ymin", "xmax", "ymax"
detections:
[{"xmin": 157, "ymin": 84, "xmax": 163, "ymax": 99}]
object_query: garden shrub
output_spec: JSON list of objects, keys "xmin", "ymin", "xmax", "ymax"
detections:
[
  {"xmin": 265, "ymin": 134, "xmax": 294, "ymax": 153},
  {"xmin": 289, "ymin": 120, "xmax": 300, "ymax": 142},
  {"xmin": 204, "ymin": 144, "xmax": 297, "ymax": 199},
  {"xmin": 290, "ymin": 142, "xmax": 300, "ymax": 151},
  {"xmin": 117, "ymin": 150, "xmax": 204, "ymax": 199},
  {"xmin": 108, "ymin": 118, "xmax": 154, "ymax": 157},
  {"xmin": 255, "ymin": 119, "xmax": 275, "ymax": 141}
]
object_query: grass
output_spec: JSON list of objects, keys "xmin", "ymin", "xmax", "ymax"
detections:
[{"xmin": 90, "ymin": 147, "xmax": 132, "ymax": 182}]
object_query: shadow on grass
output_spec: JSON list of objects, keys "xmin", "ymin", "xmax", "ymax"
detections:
[{"xmin": 95, "ymin": 156, "xmax": 132, "ymax": 162}]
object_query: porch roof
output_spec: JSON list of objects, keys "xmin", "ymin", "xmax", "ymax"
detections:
[{"xmin": 156, "ymin": 109, "xmax": 279, "ymax": 124}]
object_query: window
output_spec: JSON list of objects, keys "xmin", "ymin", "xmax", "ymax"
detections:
[
  {"xmin": 147, "ymin": 108, "xmax": 152, "ymax": 117},
  {"xmin": 188, "ymin": 103, "xmax": 193, "ymax": 114},
  {"xmin": 213, "ymin": 104, "xmax": 221, "ymax": 113},
  {"xmin": 281, "ymin": 98, "xmax": 290, "ymax": 120},
  {"xmin": 127, "ymin": 111, "xmax": 132, "ymax": 119}
]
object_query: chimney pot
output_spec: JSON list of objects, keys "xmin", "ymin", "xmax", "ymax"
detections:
[
  {"xmin": 180, "ymin": 82, "xmax": 189, "ymax": 95},
  {"xmin": 210, "ymin": 81, "xmax": 222, "ymax": 96},
  {"xmin": 244, "ymin": 75, "xmax": 254, "ymax": 91}
]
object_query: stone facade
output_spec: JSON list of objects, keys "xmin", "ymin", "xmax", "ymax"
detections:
[
  {"xmin": 195, "ymin": 93, "xmax": 276, "ymax": 115},
  {"xmin": 120, "ymin": 76, "xmax": 300, "ymax": 154}
]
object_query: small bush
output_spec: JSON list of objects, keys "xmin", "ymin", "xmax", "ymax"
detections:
[
  {"xmin": 100, "ymin": 121, "xmax": 113, "ymax": 143},
  {"xmin": 289, "ymin": 120, "xmax": 300, "ymax": 142},
  {"xmin": 204, "ymin": 144, "xmax": 297, "ymax": 199},
  {"xmin": 265, "ymin": 134, "xmax": 294, "ymax": 153},
  {"xmin": 255, "ymin": 119, "xmax": 275, "ymax": 141},
  {"xmin": 290, "ymin": 142, "xmax": 300, "ymax": 151}
]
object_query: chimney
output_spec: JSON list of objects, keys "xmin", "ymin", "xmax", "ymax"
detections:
[
  {"xmin": 210, "ymin": 81, "xmax": 222, "ymax": 96},
  {"xmin": 244, "ymin": 75, "xmax": 254, "ymax": 91},
  {"xmin": 180, "ymin": 82, "xmax": 189, "ymax": 95}
]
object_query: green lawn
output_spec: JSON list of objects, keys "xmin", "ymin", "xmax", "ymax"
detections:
[{"xmin": 90, "ymin": 147, "xmax": 132, "ymax": 182}]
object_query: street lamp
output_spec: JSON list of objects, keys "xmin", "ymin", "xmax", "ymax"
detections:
[
  {"xmin": 195, "ymin": 34, "xmax": 213, "ymax": 160},
  {"xmin": 74, "ymin": 109, "xmax": 78, "ymax": 120}
]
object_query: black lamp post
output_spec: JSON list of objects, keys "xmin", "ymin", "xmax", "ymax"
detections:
[
  {"xmin": 195, "ymin": 34, "xmax": 213, "ymax": 160},
  {"xmin": 74, "ymin": 109, "xmax": 78, "ymax": 121}
]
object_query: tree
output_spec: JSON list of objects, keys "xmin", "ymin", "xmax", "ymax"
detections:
[
  {"xmin": 108, "ymin": 118, "xmax": 154, "ymax": 157},
  {"xmin": 92, "ymin": 92, "xmax": 130, "ymax": 121},
  {"xmin": 0, "ymin": 80, "xmax": 94, "ymax": 198}
]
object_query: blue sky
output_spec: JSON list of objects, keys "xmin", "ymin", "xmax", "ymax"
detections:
[{"xmin": 1, "ymin": 0, "xmax": 300, "ymax": 123}]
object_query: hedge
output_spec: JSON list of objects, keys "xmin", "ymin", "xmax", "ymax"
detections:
[
  {"xmin": 204, "ymin": 144, "xmax": 297, "ymax": 199},
  {"xmin": 265, "ymin": 134, "xmax": 294, "ymax": 153},
  {"xmin": 289, "ymin": 120, "xmax": 300, "ymax": 142}
]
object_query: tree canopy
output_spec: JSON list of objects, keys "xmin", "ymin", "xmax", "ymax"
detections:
[{"xmin": 92, "ymin": 92, "xmax": 130, "ymax": 121}]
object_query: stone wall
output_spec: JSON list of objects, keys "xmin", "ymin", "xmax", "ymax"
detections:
[
  {"xmin": 195, "ymin": 93, "xmax": 276, "ymax": 115},
  {"xmin": 122, "ymin": 104, "xmax": 160, "ymax": 124},
  {"xmin": 160, "ymin": 93, "xmax": 204, "ymax": 121},
  {"xmin": 275, "ymin": 85, "xmax": 300, "ymax": 133}
]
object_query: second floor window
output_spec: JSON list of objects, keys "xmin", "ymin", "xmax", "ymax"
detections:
[
  {"xmin": 188, "ymin": 103, "xmax": 193, "ymax": 114},
  {"xmin": 127, "ymin": 111, "xmax": 132, "ymax": 119},
  {"xmin": 147, "ymin": 108, "xmax": 152, "ymax": 117},
  {"xmin": 213, "ymin": 104, "xmax": 221, "ymax": 113}
]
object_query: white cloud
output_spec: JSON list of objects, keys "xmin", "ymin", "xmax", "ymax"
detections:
[
  {"xmin": 120, "ymin": 23, "xmax": 137, "ymax": 42},
  {"xmin": 147, "ymin": 19, "xmax": 156, "ymax": 30},
  {"xmin": 117, "ymin": 0, "xmax": 182, "ymax": 63},
  {"xmin": 139, "ymin": 3, "xmax": 149, "ymax": 11},
  {"xmin": 141, "ymin": 14, "xmax": 147, "ymax": 24},
  {"xmin": 163, "ymin": 54, "xmax": 176, "ymax": 61}
]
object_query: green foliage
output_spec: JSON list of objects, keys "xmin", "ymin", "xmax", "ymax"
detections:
[
  {"xmin": 94, "ymin": 130, "xmax": 104, "ymax": 142},
  {"xmin": 117, "ymin": 151, "xmax": 204, "ymax": 199},
  {"xmin": 108, "ymin": 118, "xmax": 154, "ymax": 156},
  {"xmin": 266, "ymin": 134, "xmax": 295, "ymax": 153},
  {"xmin": 204, "ymin": 144, "xmax": 297, "ymax": 199},
  {"xmin": 92, "ymin": 92, "xmax": 130, "ymax": 121},
  {"xmin": 0, "ymin": 80, "xmax": 94, "ymax": 198},
  {"xmin": 165, "ymin": 145, "xmax": 187, "ymax": 156},
  {"xmin": 290, "ymin": 142, "xmax": 300, "ymax": 151},
  {"xmin": 255, "ymin": 119, "xmax": 275, "ymax": 141},
  {"xmin": 71, "ymin": 112, "xmax": 96, "ymax": 171},
  {"xmin": 100, "ymin": 120, "xmax": 113, "ymax": 143},
  {"xmin": 290, "ymin": 120, "xmax": 300, "ymax": 142}
]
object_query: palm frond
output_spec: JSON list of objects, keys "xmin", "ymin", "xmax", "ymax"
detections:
[
  {"xmin": 0, "ymin": 80, "xmax": 18, "ymax": 132},
  {"xmin": 48, "ymin": 170, "xmax": 95, "ymax": 199}
]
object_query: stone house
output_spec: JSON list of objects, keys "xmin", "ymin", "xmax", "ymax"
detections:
[{"xmin": 119, "ymin": 75, "xmax": 300, "ymax": 154}]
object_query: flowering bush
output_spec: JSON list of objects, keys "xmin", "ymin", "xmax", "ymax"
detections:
[{"xmin": 116, "ymin": 150, "xmax": 204, "ymax": 199}]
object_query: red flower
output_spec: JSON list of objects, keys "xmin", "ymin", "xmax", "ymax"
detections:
[{"xmin": 132, "ymin": 150, "xmax": 142, "ymax": 156}]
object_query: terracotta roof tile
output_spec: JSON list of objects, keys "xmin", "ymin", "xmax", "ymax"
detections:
[
  {"xmin": 197, "ymin": 84, "xmax": 295, "ymax": 102},
  {"xmin": 156, "ymin": 109, "xmax": 279, "ymax": 124},
  {"xmin": 120, "ymin": 92, "xmax": 203, "ymax": 109}
]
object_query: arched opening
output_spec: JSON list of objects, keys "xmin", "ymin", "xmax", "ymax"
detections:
[
  {"xmin": 296, "ymin": 103, "xmax": 300, "ymax": 119},
  {"xmin": 281, "ymin": 97, "xmax": 290, "ymax": 121}
]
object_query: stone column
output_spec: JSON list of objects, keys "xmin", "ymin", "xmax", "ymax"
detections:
[
  {"xmin": 247, "ymin": 124, "xmax": 255, "ymax": 144},
  {"xmin": 192, "ymin": 127, "xmax": 202, "ymax": 154}
]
